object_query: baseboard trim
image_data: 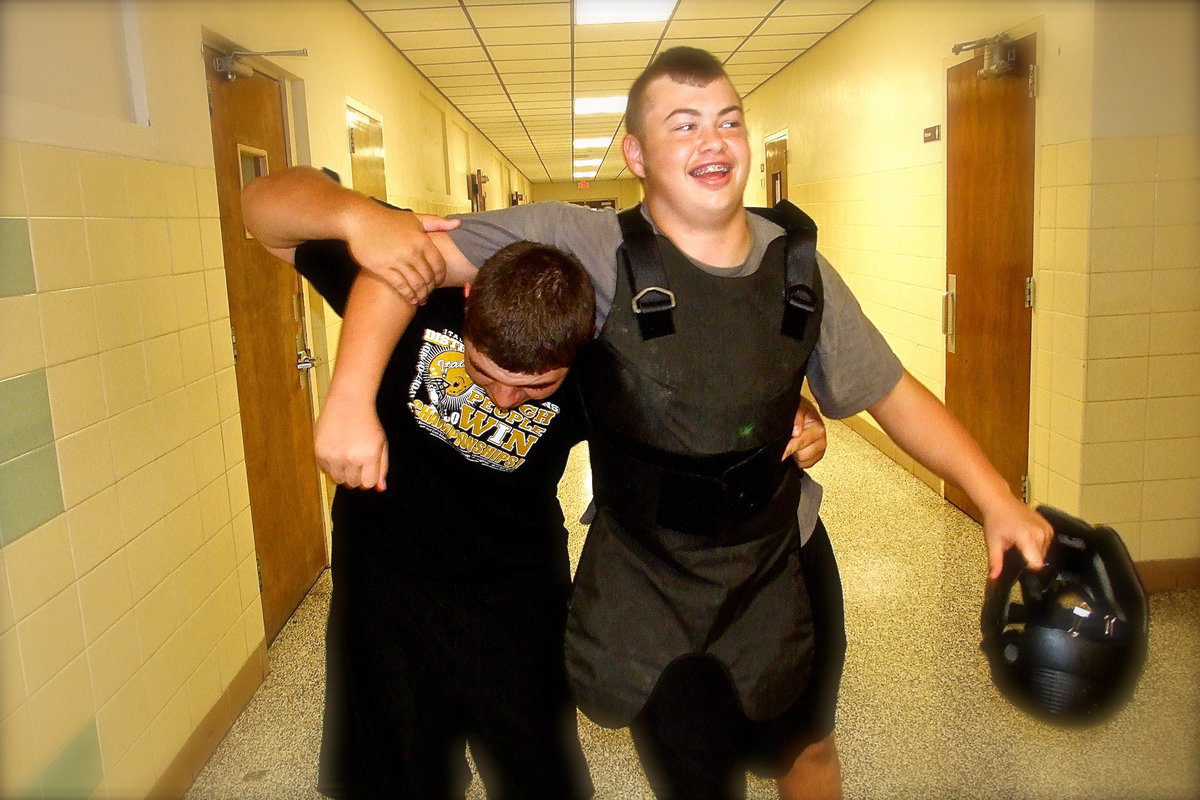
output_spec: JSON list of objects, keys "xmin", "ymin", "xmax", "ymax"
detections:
[
  {"xmin": 1136, "ymin": 558, "xmax": 1200, "ymax": 593},
  {"xmin": 148, "ymin": 639, "xmax": 269, "ymax": 799}
]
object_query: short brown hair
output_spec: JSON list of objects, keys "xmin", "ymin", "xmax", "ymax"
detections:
[
  {"xmin": 463, "ymin": 241, "xmax": 595, "ymax": 374},
  {"xmin": 626, "ymin": 47, "xmax": 731, "ymax": 139}
]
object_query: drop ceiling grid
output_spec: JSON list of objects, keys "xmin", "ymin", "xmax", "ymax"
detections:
[{"xmin": 354, "ymin": 1, "xmax": 872, "ymax": 184}]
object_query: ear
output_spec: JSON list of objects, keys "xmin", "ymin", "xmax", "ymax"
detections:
[
  {"xmin": 462, "ymin": 282, "xmax": 472, "ymax": 298},
  {"xmin": 623, "ymin": 133, "xmax": 646, "ymax": 179}
]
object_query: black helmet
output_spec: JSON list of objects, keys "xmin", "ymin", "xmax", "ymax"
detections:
[{"xmin": 980, "ymin": 505, "xmax": 1148, "ymax": 724}]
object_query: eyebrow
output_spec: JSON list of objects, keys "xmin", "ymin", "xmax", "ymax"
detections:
[{"xmin": 663, "ymin": 104, "xmax": 743, "ymax": 123}]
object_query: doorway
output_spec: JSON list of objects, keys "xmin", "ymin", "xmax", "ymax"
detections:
[
  {"xmin": 204, "ymin": 45, "xmax": 327, "ymax": 644},
  {"xmin": 348, "ymin": 105, "xmax": 386, "ymax": 200},
  {"xmin": 944, "ymin": 34, "xmax": 1037, "ymax": 521},
  {"xmin": 765, "ymin": 134, "xmax": 788, "ymax": 206}
]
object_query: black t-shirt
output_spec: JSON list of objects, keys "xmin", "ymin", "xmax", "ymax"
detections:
[{"xmin": 295, "ymin": 239, "xmax": 585, "ymax": 583}]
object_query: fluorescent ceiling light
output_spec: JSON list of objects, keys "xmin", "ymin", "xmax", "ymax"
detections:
[
  {"xmin": 575, "ymin": 0, "xmax": 674, "ymax": 25},
  {"xmin": 574, "ymin": 95, "xmax": 627, "ymax": 115},
  {"xmin": 573, "ymin": 158, "xmax": 603, "ymax": 166},
  {"xmin": 574, "ymin": 171, "xmax": 598, "ymax": 178},
  {"xmin": 573, "ymin": 137, "xmax": 612, "ymax": 149}
]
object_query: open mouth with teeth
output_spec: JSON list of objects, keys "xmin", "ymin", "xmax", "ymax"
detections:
[{"xmin": 690, "ymin": 163, "xmax": 731, "ymax": 178}]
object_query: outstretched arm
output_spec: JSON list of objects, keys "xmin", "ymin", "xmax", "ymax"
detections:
[
  {"xmin": 315, "ymin": 273, "xmax": 415, "ymax": 490},
  {"xmin": 242, "ymin": 166, "xmax": 476, "ymax": 300},
  {"xmin": 867, "ymin": 370, "xmax": 1052, "ymax": 578}
]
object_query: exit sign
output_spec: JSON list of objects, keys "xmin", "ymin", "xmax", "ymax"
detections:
[{"xmin": 577, "ymin": 180, "xmax": 590, "ymax": 189}]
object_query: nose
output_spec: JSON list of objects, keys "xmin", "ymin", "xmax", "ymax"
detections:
[
  {"xmin": 491, "ymin": 385, "xmax": 527, "ymax": 410},
  {"xmin": 698, "ymin": 123, "xmax": 726, "ymax": 151}
]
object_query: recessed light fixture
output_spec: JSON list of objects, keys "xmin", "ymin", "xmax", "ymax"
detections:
[
  {"xmin": 574, "ymin": 171, "xmax": 598, "ymax": 178},
  {"xmin": 573, "ymin": 137, "xmax": 612, "ymax": 149},
  {"xmin": 575, "ymin": 0, "xmax": 673, "ymax": 26},
  {"xmin": 573, "ymin": 158, "xmax": 603, "ymax": 167},
  {"xmin": 574, "ymin": 96, "xmax": 627, "ymax": 115}
]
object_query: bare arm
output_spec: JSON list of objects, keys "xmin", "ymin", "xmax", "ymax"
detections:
[
  {"xmin": 242, "ymin": 166, "xmax": 477, "ymax": 300},
  {"xmin": 783, "ymin": 396, "xmax": 827, "ymax": 470},
  {"xmin": 867, "ymin": 370, "xmax": 1052, "ymax": 578},
  {"xmin": 314, "ymin": 273, "xmax": 416, "ymax": 490}
]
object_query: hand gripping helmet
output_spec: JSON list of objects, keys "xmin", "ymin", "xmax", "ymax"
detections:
[{"xmin": 980, "ymin": 505, "xmax": 1148, "ymax": 724}]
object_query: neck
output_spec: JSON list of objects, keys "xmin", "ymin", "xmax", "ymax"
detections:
[{"xmin": 643, "ymin": 197, "xmax": 751, "ymax": 268}]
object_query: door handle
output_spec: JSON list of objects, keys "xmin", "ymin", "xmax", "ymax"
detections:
[
  {"xmin": 296, "ymin": 348, "xmax": 321, "ymax": 371},
  {"xmin": 943, "ymin": 274, "xmax": 957, "ymax": 354}
]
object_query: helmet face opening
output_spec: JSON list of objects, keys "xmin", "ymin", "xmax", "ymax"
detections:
[{"xmin": 981, "ymin": 506, "xmax": 1149, "ymax": 725}]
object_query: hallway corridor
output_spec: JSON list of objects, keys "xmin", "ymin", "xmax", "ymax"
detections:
[{"xmin": 185, "ymin": 420, "xmax": 1200, "ymax": 800}]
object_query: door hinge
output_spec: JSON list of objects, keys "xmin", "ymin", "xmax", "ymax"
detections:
[
  {"xmin": 1025, "ymin": 276, "xmax": 1035, "ymax": 308},
  {"xmin": 1021, "ymin": 474, "xmax": 1030, "ymax": 504},
  {"xmin": 1028, "ymin": 64, "xmax": 1039, "ymax": 99},
  {"xmin": 230, "ymin": 325, "xmax": 238, "ymax": 364},
  {"xmin": 348, "ymin": 127, "xmax": 356, "ymax": 154}
]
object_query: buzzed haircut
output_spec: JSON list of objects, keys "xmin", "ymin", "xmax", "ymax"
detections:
[
  {"xmin": 463, "ymin": 241, "xmax": 595, "ymax": 375},
  {"xmin": 625, "ymin": 46, "xmax": 732, "ymax": 140}
]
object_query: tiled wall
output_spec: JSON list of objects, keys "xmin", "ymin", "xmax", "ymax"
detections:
[
  {"xmin": 1034, "ymin": 133, "xmax": 1200, "ymax": 562},
  {"xmin": 0, "ymin": 139, "xmax": 264, "ymax": 798}
]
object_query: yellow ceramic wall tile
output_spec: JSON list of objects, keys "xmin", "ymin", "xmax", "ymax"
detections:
[
  {"xmin": 3, "ymin": 516, "xmax": 73, "ymax": 623},
  {"xmin": 1056, "ymin": 140, "xmax": 1093, "ymax": 186},
  {"xmin": 137, "ymin": 276, "xmax": 180, "ymax": 341},
  {"xmin": 1142, "ymin": 479, "xmax": 1200, "ymax": 521},
  {"xmin": 138, "ymin": 631, "xmax": 182, "ymax": 719},
  {"xmin": 45, "ymin": 355, "xmax": 107, "ymax": 438},
  {"xmin": 152, "ymin": 388, "xmax": 190, "ymax": 454},
  {"xmin": 1048, "ymin": 432, "xmax": 1083, "ymax": 482},
  {"xmin": 1144, "ymin": 437, "xmax": 1200, "ymax": 481},
  {"xmin": 1034, "ymin": 384, "xmax": 1052, "ymax": 431},
  {"xmin": 114, "ymin": 468, "xmax": 165, "ymax": 554},
  {"xmin": 1087, "ymin": 314, "xmax": 1150, "ymax": 359},
  {"xmin": 195, "ymin": 168, "xmax": 220, "ymax": 219},
  {"xmin": 1149, "ymin": 310, "xmax": 1200, "ymax": 355},
  {"xmin": 227, "ymin": 464, "xmax": 251, "ymax": 518},
  {"xmin": 28, "ymin": 218, "xmax": 90, "ymax": 291},
  {"xmin": 204, "ymin": 268, "xmax": 231, "ymax": 320},
  {"xmin": 0, "ymin": 300, "xmax": 43, "ymax": 377},
  {"xmin": 1156, "ymin": 134, "xmax": 1200, "ymax": 180},
  {"xmin": 1090, "ymin": 226, "xmax": 1154, "ymax": 274},
  {"xmin": 208, "ymin": 320, "xmax": 235, "ymax": 373},
  {"xmin": 133, "ymin": 578, "xmax": 180, "ymax": 660},
  {"xmin": 1092, "ymin": 182, "xmax": 1156, "ymax": 229},
  {"xmin": 19, "ymin": 143, "xmax": 82, "ymax": 218},
  {"xmin": 1052, "ymin": 270, "xmax": 1088, "ymax": 315},
  {"xmin": 124, "ymin": 522, "xmax": 173, "ymax": 609},
  {"xmin": 1092, "ymin": 137, "xmax": 1157, "ymax": 184},
  {"xmin": 107, "ymin": 403, "xmax": 156, "ymax": 481},
  {"xmin": 100, "ymin": 344, "xmax": 150, "ymax": 417},
  {"xmin": 0, "ymin": 705, "xmax": 38, "ymax": 797},
  {"xmin": 1051, "ymin": 312, "xmax": 1087, "ymax": 359},
  {"xmin": 232, "ymin": 508, "xmax": 254, "ymax": 562},
  {"xmin": 1049, "ymin": 393, "xmax": 1085, "ymax": 442},
  {"xmin": 197, "ymin": 476, "xmax": 232, "ymax": 539},
  {"xmin": 0, "ymin": 628, "xmax": 24, "ymax": 720},
  {"xmin": 185, "ymin": 650, "xmax": 222, "ymax": 726},
  {"xmin": 95, "ymin": 669, "xmax": 147, "ymax": 771},
  {"xmin": 1082, "ymin": 399, "xmax": 1147, "ymax": 443},
  {"xmin": 1046, "ymin": 470, "xmax": 1083, "ymax": 516},
  {"xmin": 1112, "ymin": 523, "xmax": 1143, "ymax": 561},
  {"xmin": 221, "ymin": 417, "xmax": 245, "ymax": 471},
  {"xmin": 175, "ymin": 547, "xmax": 213, "ymax": 623},
  {"xmin": 1055, "ymin": 184, "xmax": 1092, "ymax": 229},
  {"xmin": 174, "ymin": 272, "xmax": 209, "ymax": 330},
  {"xmin": 199, "ymin": 218, "xmax": 225, "ymax": 272},
  {"xmin": 144, "ymin": 334, "xmax": 185, "ymax": 397},
  {"xmin": 85, "ymin": 218, "xmax": 135, "ymax": 285},
  {"xmin": 243, "ymin": 602, "xmax": 266, "ymax": 654},
  {"xmin": 164, "ymin": 498, "xmax": 205, "ymax": 564},
  {"xmin": 101, "ymin": 728, "xmax": 157, "ymax": 800},
  {"xmin": 1040, "ymin": 143, "xmax": 1059, "ymax": 188},
  {"xmin": 1084, "ymin": 357, "xmax": 1148, "ymax": 402},
  {"xmin": 77, "ymin": 550, "xmax": 133, "ymax": 643},
  {"xmin": 179, "ymin": 325, "xmax": 215, "ymax": 385},
  {"xmin": 1089, "ymin": 271, "xmax": 1153, "ymax": 316},
  {"xmin": 1150, "ymin": 268, "xmax": 1200, "ymax": 313},
  {"xmin": 166, "ymin": 218, "xmax": 204, "ymax": 274},
  {"xmin": 148, "ymin": 687, "xmax": 192, "ymax": 779},
  {"xmin": 216, "ymin": 615, "xmax": 247, "ymax": 689},
  {"xmin": 38, "ymin": 288, "xmax": 98, "ymax": 367},
  {"xmin": 56, "ymin": 422, "xmax": 115, "ymax": 509},
  {"xmin": 1078, "ymin": 481, "xmax": 1142, "ymax": 523},
  {"xmin": 1153, "ymin": 224, "xmax": 1199, "ymax": 272},
  {"xmin": 1050, "ymin": 352, "xmax": 1087, "ymax": 401},
  {"xmin": 0, "ymin": 140, "xmax": 27, "ymax": 217},
  {"xmin": 65, "ymin": 486, "xmax": 121, "ymax": 575},
  {"xmin": 27, "ymin": 654, "xmax": 93, "ymax": 766},
  {"xmin": 158, "ymin": 444, "xmax": 198, "ymax": 517},
  {"xmin": 1155, "ymin": 179, "xmax": 1200, "ymax": 227},
  {"xmin": 129, "ymin": 218, "xmax": 173, "ymax": 280},
  {"xmin": 1141, "ymin": 518, "xmax": 1200, "ymax": 560},
  {"xmin": 124, "ymin": 159, "xmax": 169, "ymax": 219},
  {"xmin": 162, "ymin": 164, "xmax": 199, "ymax": 219},
  {"xmin": 1149, "ymin": 353, "xmax": 1200, "ymax": 397},
  {"xmin": 93, "ymin": 282, "xmax": 144, "ymax": 352},
  {"xmin": 17, "ymin": 586, "xmax": 85, "ymax": 695},
  {"xmin": 187, "ymin": 376, "xmax": 221, "ymax": 437},
  {"xmin": 1081, "ymin": 441, "xmax": 1144, "ymax": 485},
  {"xmin": 78, "ymin": 151, "xmax": 130, "ymax": 219},
  {"xmin": 1039, "ymin": 187, "xmax": 1057, "ymax": 233}
]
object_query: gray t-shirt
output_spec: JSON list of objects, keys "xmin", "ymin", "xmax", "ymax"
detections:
[{"xmin": 448, "ymin": 201, "xmax": 904, "ymax": 539}]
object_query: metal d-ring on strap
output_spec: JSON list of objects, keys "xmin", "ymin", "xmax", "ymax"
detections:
[{"xmin": 616, "ymin": 201, "xmax": 820, "ymax": 342}]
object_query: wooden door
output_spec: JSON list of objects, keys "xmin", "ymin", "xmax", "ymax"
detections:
[
  {"xmin": 765, "ymin": 135, "xmax": 788, "ymax": 205},
  {"xmin": 945, "ymin": 34, "xmax": 1036, "ymax": 521},
  {"xmin": 348, "ymin": 106, "xmax": 387, "ymax": 200},
  {"xmin": 204, "ymin": 46, "xmax": 327, "ymax": 643}
]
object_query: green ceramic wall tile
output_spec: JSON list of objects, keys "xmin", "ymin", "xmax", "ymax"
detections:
[
  {"xmin": 37, "ymin": 720, "xmax": 103, "ymax": 800},
  {"xmin": 0, "ymin": 218, "xmax": 37, "ymax": 297},
  {"xmin": 0, "ymin": 370, "xmax": 55, "ymax": 463},
  {"xmin": 0, "ymin": 444, "xmax": 64, "ymax": 546}
]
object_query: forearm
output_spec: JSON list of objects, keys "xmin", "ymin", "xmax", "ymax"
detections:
[
  {"xmin": 327, "ymin": 274, "xmax": 415, "ymax": 408},
  {"xmin": 242, "ymin": 166, "xmax": 379, "ymax": 249},
  {"xmin": 867, "ymin": 371, "xmax": 1014, "ymax": 514}
]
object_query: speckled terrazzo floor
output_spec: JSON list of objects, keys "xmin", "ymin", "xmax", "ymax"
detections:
[{"xmin": 185, "ymin": 420, "xmax": 1200, "ymax": 800}]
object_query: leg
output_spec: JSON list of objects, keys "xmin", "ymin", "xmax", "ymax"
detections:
[{"xmin": 776, "ymin": 731, "xmax": 842, "ymax": 800}]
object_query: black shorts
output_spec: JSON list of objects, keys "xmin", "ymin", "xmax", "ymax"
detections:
[
  {"xmin": 319, "ymin": 527, "xmax": 592, "ymax": 800},
  {"xmin": 630, "ymin": 519, "xmax": 846, "ymax": 799}
]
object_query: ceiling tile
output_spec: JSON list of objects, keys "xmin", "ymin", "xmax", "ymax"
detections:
[
  {"xmin": 478, "ymin": 25, "xmax": 570, "ymax": 47},
  {"xmin": 465, "ymin": 0, "xmax": 567, "ymax": 5},
  {"xmin": 666, "ymin": 18, "xmax": 759, "ymax": 39},
  {"xmin": 405, "ymin": 46, "xmax": 489, "ymax": 66},
  {"xmin": 773, "ymin": 0, "xmax": 870, "ymax": 14},
  {"xmin": 367, "ymin": 7, "xmax": 469, "ymax": 32},
  {"xmin": 435, "ymin": 74, "xmax": 502, "ymax": 88},
  {"xmin": 488, "ymin": 43, "xmax": 571, "ymax": 60},
  {"xmin": 574, "ymin": 22, "xmax": 666, "ymax": 43},
  {"xmin": 757, "ymin": 14, "xmax": 849, "ymax": 36},
  {"xmin": 573, "ymin": 40, "xmax": 657, "ymax": 59},
  {"xmin": 738, "ymin": 32, "xmax": 822, "ymax": 52},
  {"xmin": 674, "ymin": 0, "xmax": 779, "ymax": 19},
  {"xmin": 385, "ymin": 29, "xmax": 480, "ymax": 50},
  {"xmin": 419, "ymin": 61, "xmax": 496, "ymax": 77},
  {"xmin": 495, "ymin": 58, "xmax": 572, "ymax": 73},
  {"xmin": 357, "ymin": 0, "xmax": 458, "ymax": 8},
  {"xmin": 574, "ymin": 54, "xmax": 654, "ymax": 72},
  {"xmin": 726, "ymin": 49, "xmax": 800, "ymax": 66},
  {"xmin": 659, "ymin": 36, "xmax": 744, "ymax": 54},
  {"xmin": 469, "ymin": 4, "xmax": 571, "ymax": 27}
]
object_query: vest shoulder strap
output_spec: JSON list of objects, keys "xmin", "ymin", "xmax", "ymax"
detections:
[
  {"xmin": 617, "ymin": 204, "xmax": 675, "ymax": 340},
  {"xmin": 747, "ymin": 200, "xmax": 820, "ymax": 340}
]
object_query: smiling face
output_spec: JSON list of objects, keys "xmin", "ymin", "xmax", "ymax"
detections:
[
  {"xmin": 462, "ymin": 340, "xmax": 569, "ymax": 411},
  {"xmin": 623, "ymin": 74, "xmax": 750, "ymax": 229}
]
